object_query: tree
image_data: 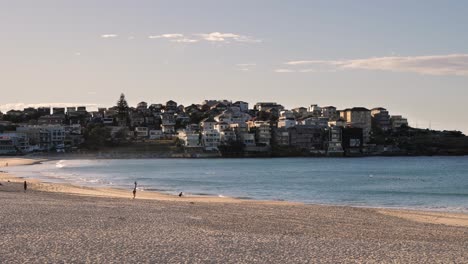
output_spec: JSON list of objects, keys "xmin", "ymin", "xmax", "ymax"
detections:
[
  {"xmin": 83, "ymin": 124, "xmax": 112, "ymax": 149},
  {"xmin": 117, "ymin": 93, "xmax": 129, "ymax": 112},
  {"xmin": 112, "ymin": 127, "xmax": 128, "ymax": 145},
  {"xmin": 116, "ymin": 93, "xmax": 129, "ymax": 126}
]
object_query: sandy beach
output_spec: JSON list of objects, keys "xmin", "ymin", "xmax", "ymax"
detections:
[{"xmin": 1, "ymin": 157, "xmax": 467, "ymax": 263}]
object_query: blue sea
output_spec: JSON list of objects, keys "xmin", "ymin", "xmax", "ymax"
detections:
[{"xmin": 7, "ymin": 157, "xmax": 468, "ymax": 212}]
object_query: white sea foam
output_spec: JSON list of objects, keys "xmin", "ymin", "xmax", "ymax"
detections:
[
  {"xmin": 55, "ymin": 160, "xmax": 66, "ymax": 168},
  {"xmin": 8, "ymin": 157, "xmax": 468, "ymax": 213}
]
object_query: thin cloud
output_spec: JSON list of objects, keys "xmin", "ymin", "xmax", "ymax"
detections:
[
  {"xmin": 275, "ymin": 69, "xmax": 295, "ymax": 73},
  {"xmin": 196, "ymin": 32, "xmax": 261, "ymax": 43},
  {"xmin": 285, "ymin": 54, "xmax": 468, "ymax": 76},
  {"xmin": 298, "ymin": 69, "xmax": 318, "ymax": 73},
  {"xmin": 236, "ymin": 63, "xmax": 257, "ymax": 67},
  {"xmin": 299, "ymin": 68, "xmax": 338, "ymax": 73},
  {"xmin": 148, "ymin": 34, "xmax": 198, "ymax": 43},
  {"xmin": 148, "ymin": 34, "xmax": 184, "ymax": 39},
  {"xmin": 286, "ymin": 60, "xmax": 334, "ymax": 66},
  {"xmin": 172, "ymin": 38, "xmax": 198, "ymax": 43},
  {"xmin": 236, "ymin": 63, "xmax": 256, "ymax": 72},
  {"xmin": 148, "ymin": 32, "xmax": 261, "ymax": 44},
  {"xmin": 101, "ymin": 34, "xmax": 118, "ymax": 38}
]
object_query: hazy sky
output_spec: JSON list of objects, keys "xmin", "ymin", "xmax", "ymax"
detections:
[{"xmin": 1, "ymin": 0, "xmax": 467, "ymax": 133}]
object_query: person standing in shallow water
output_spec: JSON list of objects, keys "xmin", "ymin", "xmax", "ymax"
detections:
[
  {"xmin": 23, "ymin": 181, "xmax": 27, "ymax": 192},
  {"xmin": 133, "ymin": 181, "xmax": 137, "ymax": 199}
]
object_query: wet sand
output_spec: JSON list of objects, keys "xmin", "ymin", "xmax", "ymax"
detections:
[{"xmin": 1, "ymin": 157, "xmax": 467, "ymax": 263}]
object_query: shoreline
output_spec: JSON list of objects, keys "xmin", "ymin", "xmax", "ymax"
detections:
[
  {"xmin": 0, "ymin": 157, "xmax": 297, "ymax": 205},
  {"xmin": 1, "ymin": 157, "xmax": 468, "ymax": 228},
  {"xmin": 20, "ymin": 152, "xmax": 468, "ymax": 159},
  {"xmin": 2, "ymin": 158, "xmax": 468, "ymax": 262}
]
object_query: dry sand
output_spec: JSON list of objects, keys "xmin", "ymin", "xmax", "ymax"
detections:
[
  {"xmin": 379, "ymin": 209, "xmax": 468, "ymax": 228},
  {"xmin": 1, "ymin": 157, "xmax": 467, "ymax": 263}
]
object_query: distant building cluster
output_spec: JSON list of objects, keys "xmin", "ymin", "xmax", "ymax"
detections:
[{"xmin": 0, "ymin": 95, "xmax": 410, "ymax": 156}]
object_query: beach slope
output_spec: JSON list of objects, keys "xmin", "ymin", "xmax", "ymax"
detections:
[{"xmin": 1, "ymin": 181, "xmax": 467, "ymax": 263}]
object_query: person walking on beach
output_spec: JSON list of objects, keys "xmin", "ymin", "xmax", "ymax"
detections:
[
  {"xmin": 132, "ymin": 181, "xmax": 137, "ymax": 199},
  {"xmin": 23, "ymin": 181, "xmax": 27, "ymax": 192}
]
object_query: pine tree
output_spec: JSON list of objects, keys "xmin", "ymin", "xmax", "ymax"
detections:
[
  {"xmin": 116, "ymin": 93, "xmax": 129, "ymax": 126},
  {"xmin": 117, "ymin": 93, "xmax": 129, "ymax": 113}
]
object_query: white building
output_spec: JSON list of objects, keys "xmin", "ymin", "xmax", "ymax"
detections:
[
  {"xmin": 201, "ymin": 130, "xmax": 221, "ymax": 151},
  {"xmin": 278, "ymin": 110, "xmax": 296, "ymax": 129},
  {"xmin": 327, "ymin": 126, "xmax": 344, "ymax": 155},
  {"xmin": 273, "ymin": 128, "xmax": 289, "ymax": 146},
  {"xmin": 239, "ymin": 133, "xmax": 255, "ymax": 146},
  {"xmin": 149, "ymin": 130, "xmax": 164, "ymax": 140},
  {"xmin": 102, "ymin": 117, "xmax": 114, "ymax": 125},
  {"xmin": 200, "ymin": 117, "xmax": 217, "ymax": 131},
  {"xmin": 230, "ymin": 123, "xmax": 249, "ymax": 134},
  {"xmin": 0, "ymin": 133, "xmax": 29, "ymax": 154},
  {"xmin": 308, "ymin": 104, "xmax": 322, "ymax": 116},
  {"xmin": 137, "ymin": 101, "xmax": 148, "ymax": 111},
  {"xmin": 135, "ymin": 127, "xmax": 149, "ymax": 138},
  {"xmin": 340, "ymin": 107, "xmax": 372, "ymax": 143},
  {"xmin": 247, "ymin": 121, "xmax": 271, "ymax": 146},
  {"xmin": 390, "ymin": 115, "xmax": 409, "ymax": 130},
  {"xmin": 278, "ymin": 119, "xmax": 296, "ymax": 129},
  {"xmin": 214, "ymin": 109, "xmax": 251, "ymax": 125},
  {"xmin": 220, "ymin": 130, "xmax": 237, "ymax": 144},
  {"xmin": 162, "ymin": 113, "xmax": 176, "ymax": 134},
  {"xmin": 214, "ymin": 122, "xmax": 230, "ymax": 132},
  {"xmin": 178, "ymin": 130, "xmax": 201, "ymax": 148},
  {"xmin": 322, "ymin": 106, "xmax": 337, "ymax": 119},
  {"xmin": 109, "ymin": 126, "xmax": 128, "ymax": 138},
  {"xmin": 292, "ymin": 107, "xmax": 308, "ymax": 116},
  {"xmin": 257, "ymin": 123, "xmax": 271, "ymax": 146},
  {"xmin": 328, "ymin": 118, "xmax": 347, "ymax": 128},
  {"xmin": 371, "ymin": 107, "xmax": 392, "ymax": 131},
  {"xmin": 302, "ymin": 117, "xmax": 329, "ymax": 128},
  {"xmin": 16, "ymin": 125, "xmax": 65, "ymax": 151},
  {"xmin": 47, "ymin": 126, "xmax": 65, "ymax": 150},
  {"xmin": 233, "ymin": 101, "xmax": 249, "ymax": 112}
]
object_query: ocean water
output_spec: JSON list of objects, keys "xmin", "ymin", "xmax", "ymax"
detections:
[{"xmin": 7, "ymin": 157, "xmax": 468, "ymax": 212}]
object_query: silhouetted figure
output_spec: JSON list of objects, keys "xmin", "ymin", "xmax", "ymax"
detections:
[
  {"xmin": 24, "ymin": 181, "xmax": 27, "ymax": 192},
  {"xmin": 133, "ymin": 187, "xmax": 136, "ymax": 199},
  {"xmin": 179, "ymin": 192, "xmax": 183, "ymax": 197},
  {"xmin": 134, "ymin": 181, "xmax": 137, "ymax": 189}
]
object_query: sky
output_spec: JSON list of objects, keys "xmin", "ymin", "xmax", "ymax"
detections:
[{"xmin": 1, "ymin": 0, "xmax": 467, "ymax": 133}]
